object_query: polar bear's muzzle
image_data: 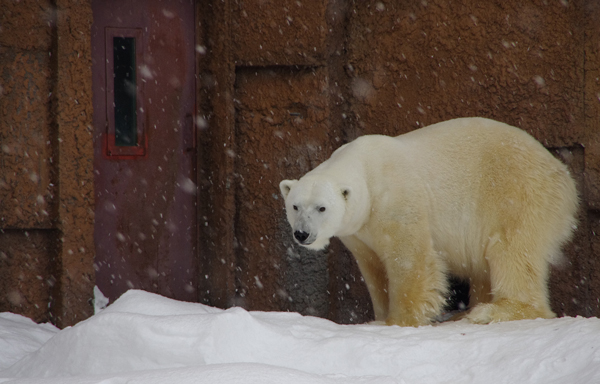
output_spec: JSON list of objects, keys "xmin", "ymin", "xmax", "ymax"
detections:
[
  {"xmin": 293, "ymin": 229, "xmax": 330, "ymax": 250},
  {"xmin": 294, "ymin": 230, "xmax": 311, "ymax": 245}
]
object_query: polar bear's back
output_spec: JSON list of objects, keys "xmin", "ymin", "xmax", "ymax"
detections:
[
  {"xmin": 338, "ymin": 117, "xmax": 578, "ymax": 270},
  {"xmin": 334, "ymin": 118, "xmax": 554, "ymax": 171},
  {"xmin": 396, "ymin": 117, "xmax": 552, "ymax": 165},
  {"xmin": 391, "ymin": 118, "xmax": 570, "ymax": 192},
  {"xmin": 322, "ymin": 117, "xmax": 577, "ymax": 232},
  {"xmin": 398, "ymin": 117, "xmax": 578, "ymax": 268}
]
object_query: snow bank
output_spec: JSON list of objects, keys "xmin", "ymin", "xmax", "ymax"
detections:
[
  {"xmin": 0, "ymin": 314, "xmax": 57, "ymax": 371},
  {"xmin": 0, "ymin": 290, "xmax": 599, "ymax": 383}
]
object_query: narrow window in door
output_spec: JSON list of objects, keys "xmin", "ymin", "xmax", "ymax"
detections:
[
  {"xmin": 113, "ymin": 37, "xmax": 137, "ymax": 146},
  {"xmin": 105, "ymin": 28, "xmax": 145, "ymax": 158}
]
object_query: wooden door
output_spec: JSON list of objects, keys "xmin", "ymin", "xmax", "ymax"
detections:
[{"xmin": 91, "ymin": 0, "xmax": 197, "ymax": 303}]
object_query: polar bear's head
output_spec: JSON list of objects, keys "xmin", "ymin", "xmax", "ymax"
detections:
[{"xmin": 279, "ymin": 176, "xmax": 350, "ymax": 250}]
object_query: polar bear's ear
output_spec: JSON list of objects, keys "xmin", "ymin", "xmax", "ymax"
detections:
[
  {"xmin": 279, "ymin": 180, "xmax": 297, "ymax": 199},
  {"xmin": 341, "ymin": 187, "xmax": 351, "ymax": 201}
]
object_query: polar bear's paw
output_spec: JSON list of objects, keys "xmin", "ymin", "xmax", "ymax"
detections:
[{"xmin": 466, "ymin": 299, "xmax": 555, "ymax": 324}]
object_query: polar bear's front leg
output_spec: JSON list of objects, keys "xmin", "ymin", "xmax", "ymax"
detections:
[
  {"xmin": 376, "ymin": 225, "xmax": 448, "ymax": 327},
  {"xmin": 383, "ymin": 257, "xmax": 448, "ymax": 326},
  {"xmin": 340, "ymin": 235, "xmax": 389, "ymax": 322}
]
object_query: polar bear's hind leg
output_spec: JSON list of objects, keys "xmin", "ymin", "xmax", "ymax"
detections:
[{"xmin": 466, "ymin": 235, "xmax": 556, "ymax": 324}]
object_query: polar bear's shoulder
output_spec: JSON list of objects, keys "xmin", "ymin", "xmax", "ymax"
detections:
[
  {"xmin": 402, "ymin": 117, "xmax": 532, "ymax": 143},
  {"xmin": 339, "ymin": 134, "xmax": 399, "ymax": 150},
  {"xmin": 330, "ymin": 135, "xmax": 401, "ymax": 160}
]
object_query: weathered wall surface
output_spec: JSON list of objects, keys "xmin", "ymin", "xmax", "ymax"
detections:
[
  {"xmin": 0, "ymin": 230, "xmax": 58, "ymax": 322},
  {"xmin": 575, "ymin": 0, "xmax": 600, "ymax": 318},
  {"xmin": 233, "ymin": 0, "xmax": 329, "ymax": 66},
  {"xmin": 343, "ymin": 0, "xmax": 597, "ymax": 318},
  {"xmin": 0, "ymin": 2, "xmax": 54, "ymax": 229},
  {"xmin": 52, "ymin": 0, "xmax": 95, "ymax": 327},
  {"xmin": 1, "ymin": 0, "xmax": 56, "ymax": 323},
  {"xmin": 584, "ymin": 1, "xmax": 600, "ymax": 209},
  {"xmin": 347, "ymin": 1, "xmax": 585, "ymax": 144},
  {"xmin": 200, "ymin": 0, "xmax": 600, "ymax": 324},
  {"xmin": 198, "ymin": 0, "xmax": 372, "ymax": 323},
  {"xmin": 3, "ymin": 0, "xmax": 599, "ymax": 327},
  {"xmin": 0, "ymin": 48, "xmax": 55, "ymax": 228},
  {"xmin": 234, "ymin": 67, "xmax": 334, "ymax": 315},
  {"xmin": 0, "ymin": 0, "xmax": 95, "ymax": 327}
]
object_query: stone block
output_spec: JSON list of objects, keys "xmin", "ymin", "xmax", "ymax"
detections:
[
  {"xmin": 233, "ymin": 67, "xmax": 334, "ymax": 316},
  {"xmin": 0, "ymin": 229, "xmax": 57, "ymax": 323},
  {"xmin": 0, "ymin": 0, "xmax": 53, "ymax": 50},
  {"xmin": 0, "ymin": 50, "xmax": 53, "ymax": 229},
  {"xmin": 233, "ymin": 0, "xmax": 328, "ymax": 66},
  {"xmin": 347, "ymin": 1, "xmax": 585, "ymax": 145}
]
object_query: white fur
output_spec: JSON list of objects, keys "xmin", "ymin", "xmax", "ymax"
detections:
[{"xmin": 280, "ymin": 117, "xmax": 579, "ymax": 326}]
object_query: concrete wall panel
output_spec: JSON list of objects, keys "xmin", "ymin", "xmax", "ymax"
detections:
[
  {"xmin": 0, "ymin": 0, "xmax": 53, "ymax": 50},
  {"xmin": 233, "ymin": 0, "xmax": 328, "ymax": 66},
  {"xmin": 347, "ymin": 0, "xmax": 585, "ymax": 146},
  {"xmin": 51, "ymin": 0, "xmax": 95, "ymax": 327},
  {"xmin": 234, "ymin": 67, "xmax": 334, "ymax": 316},
  {"xmin": 0, "ymin": 230, "xmax": 57, "ymax": 323},
  {"xmin": 0, "ymin": 50, "xmax": 54, "ymax": 228},
  {"xmin": 584, "ymin": 2, "xmax": 600, "ymax": 208}
]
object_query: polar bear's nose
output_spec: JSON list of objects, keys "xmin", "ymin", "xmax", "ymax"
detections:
[{"xmin": 294, "ymin": 230, "xmax": 310, "ymax": 243}]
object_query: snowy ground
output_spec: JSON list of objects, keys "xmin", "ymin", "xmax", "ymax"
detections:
[{"xmin": 0, "ymin": 290, "xmax": 598, "ymax": 384}]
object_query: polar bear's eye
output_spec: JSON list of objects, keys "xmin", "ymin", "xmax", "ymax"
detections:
[
  {"xmin": 293, "ymin": 205, "xmax": 298, "ymax": 211},
  {"xmin": 319, "ymin": 207, "xmax": 326, "ymax": 212}
]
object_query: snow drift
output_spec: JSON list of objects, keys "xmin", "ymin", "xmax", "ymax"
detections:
[{"xmin": 0, "ymin": 290, "xmax": 598, "ymax": 383}]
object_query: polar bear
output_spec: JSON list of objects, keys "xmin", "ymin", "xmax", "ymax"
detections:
[{"xmin": 279, "ymin": 117, "xmax": 578, "ymax": 326}]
